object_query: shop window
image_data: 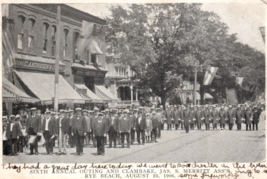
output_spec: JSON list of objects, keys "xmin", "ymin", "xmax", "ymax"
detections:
[
  {"xmin": 28, "ymin": 19, "xmax": 35, "ymax": 34},
  {"xmin": 51, "ymin": 25, "xmax": 56, "ymax": 56},
  {"xmin": 42, "ymin": 23, "xmax": 49, "ymax": 53},
  {"xmin": 63, "ymin": 29, "xmax": 69, "ymax": 57}
]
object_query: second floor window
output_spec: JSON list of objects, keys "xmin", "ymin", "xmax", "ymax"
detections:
[
  {"xmin": 63, "ymin": 29, "xmax": 69, "ymax": 57},
  {"xmin": 42, "ymin": 23, "xmax": 49, "ymax": 53},
  {"xmin": 51, "ymin": 25, "xmax": 56, "ymax": 56},
  {"xmin": 73, "ymin": 32, "xmax": 79, "ymax": 61},
  {"xmin": 17, "ymin": 15, "xmax": 25, "ymax": 50},
  {"xmin": 91, "ymin": 54, "xmax": 97, "ymax": 64},
  {"xmin": 28, "ymin": 35, "xmax": 34, "ymax": 49}
]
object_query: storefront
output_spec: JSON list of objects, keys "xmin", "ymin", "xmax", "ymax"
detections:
[{"xmin": 13, "ymin": 54, "xmax": 84, "ymax": 112}]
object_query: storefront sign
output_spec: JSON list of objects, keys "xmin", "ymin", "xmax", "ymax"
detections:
[
  {"xmin": 14, "ymin": 59, "xmax": 64, "ymax": 72},
  {"xmin": 75, "ymin": 68, "xmax": 106, "ymax": 77}
]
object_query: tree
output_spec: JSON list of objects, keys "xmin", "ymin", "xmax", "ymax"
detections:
[{"xmin": 105, "ymin": 3, "xmax": 264, "ymax": 107}]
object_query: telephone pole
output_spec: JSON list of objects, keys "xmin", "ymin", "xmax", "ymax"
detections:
[{"xmin": 55, "ymin": 5, "xmax": 62, "ymax": 154}]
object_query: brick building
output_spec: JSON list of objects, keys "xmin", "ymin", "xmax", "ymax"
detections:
[{"xmin": 2, "ymin": 4, "xmax": 114, "ymax": 113}]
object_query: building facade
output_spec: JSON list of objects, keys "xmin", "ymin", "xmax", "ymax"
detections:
[{"xmin": 3, "ymin": 4, "xmax": 113, "ymax": 112}]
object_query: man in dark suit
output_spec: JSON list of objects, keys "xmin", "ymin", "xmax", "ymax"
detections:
[
  {"xmin": 195, "ymin": 106, "xmax": 203, "ymax": 130},
  {"xmin": 245, "ymin": 106, "xmax": 252, "ymax": 131},
  {"xmin": 173, "ymin": 107, "xmax": 179, "ymax": 130},
  {"xmin": 236, "ymin": 106, "xmax": 243, "ymax": 130},
  {"xmin": 93, "ymin": 112, "xmax": 107, "ymax": 155},
  {"xmin": 130, "ymin": 109, "xmax": 138, "ymax": 144},
  {"xmin": 156, "ymin": 108, "xmax": 163, "ymax": 138},
  {"xmin": 6, "ymin": 115, "xmax": 21, "ymax": 156},
  {"xmin": 42, "ymin": 111, "xmax": 57, "ymax": 155},
  {"xmin": 227, "ymin": 105, "xmax": 236, "ymax": 130},
  {"xmin": 252, "ymin": 106, "xmax": 260, "ymax": 130},
  {"xmin": 119, "ymin": 110, "xmax": 131, "ymax": 148},
  {"xmin": 27, "ymin": 108, "xmax": 42, "ymax": 155},
  {"xmin": 71, "ymin": 108, "xmax": 87, "ymax": 156},
  {"xmin": 107, "ymin": 109, "xmax": 118, "ymax": 148},
  {"xmin": 219, "ymin": 106, "xmax": 226, "ymax": 130},
  {"xmin": 166, "ymin": 106, "xmax": 173, "ymax": 130},
  {"xmin": 183, "ymin": 107, "xmax": 191, "ymax": 133},
  {"xmin": 68, "ymin": 110, "xmax": 74, "ymax": 148},
  {"xmin": 203, "ymin": 105, "xmax": 210, "ymax": 130},
  {"xmin": 177, "ymin": 106, "xmax": 183, "ymax": 130},
  {"xmin": 211, "ymin": 106, "xmax": 219, "ymax": 130},
  {"xmin": 136, "ymin": 109, "xmax": 147, "ymax": 145},
  {"xmin": 151, "ymin": 111, "xmax": 158, "ymax": 142},
  {"xmin": 190, "ymin": 106, "xmax": 196, "ymax": 130}
]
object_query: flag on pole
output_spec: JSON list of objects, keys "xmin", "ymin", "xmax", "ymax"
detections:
[
  {"xmin": 203, "ymin": 66, "xmax": 218, "ymax": 85},
  {"xmin": 77, "ymin": 21, "xmax": 104, "ymax": 57},
  {"xmin": 235, "ymin": 77, "xmax": 244, "ymax": 86},
  {"xmin": 226, "ymin": 88, "xmax": 238, "ymax": 104}
]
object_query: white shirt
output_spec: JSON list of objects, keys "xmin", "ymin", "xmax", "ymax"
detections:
[
  {"xmin": 138, "ymin": 117, "xmax": 142, "ymax": 124},
  {"xmin": 45, "ymin": 117, "xmax": 50, "ymax": 131},
  {"xmin": 10, "ymin": 123, "xmax": 14, "ymax": 131}
]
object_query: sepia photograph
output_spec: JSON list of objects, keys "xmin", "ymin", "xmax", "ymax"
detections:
[{"xmin": 2, "ymin": 2, "xmax": 265, "ymax": 165}]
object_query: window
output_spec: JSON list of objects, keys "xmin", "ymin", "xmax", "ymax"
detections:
[
  {"xmin": 28, "ymin": 19, "xmax": 35, "ymax": 34},
  {"xmin": 27, "ymin": 19, "xmax": 35, "ymax": 49},
  {"xmin": 27, "ymin": 36, "xmax": 34, "ymax": 48},
  {"xmin": 73, "ymin": 32, "xmax": 79, "ymax": 61},
  {"xmin": 91, "ymin": 54, "xmax": 97, "ymax": 64},
  {"xmin": 17, "ymin": 15, "xmax": 25, "ymax": 49},
  {"xmin": 42, "ymin": 23, "xmax": 49, "ymax": 53},
  {"xmin": 51, "ymin": 25, "xmax": 56, "ymax": 56},
  {"xmin": 63, "ymin": 29, "xmax": 69, "ymax": 57}
]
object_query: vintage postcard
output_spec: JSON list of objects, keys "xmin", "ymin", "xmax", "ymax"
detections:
[{"xmin": 1, "ymin": 0, "xmax": 266, "ymax": 178}]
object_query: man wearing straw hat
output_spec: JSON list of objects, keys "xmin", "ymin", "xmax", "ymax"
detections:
[
  {"xmin": 94, "ymin": 112, "xmax": 107, "ymax": 155},
  {"xmin": 42, "ymin": 111, "xmax": 57, "ymax": 155},
  {"xmin": 136, "ymin": 107, "xmax": 147, "ymax": 145},
  {"xmin": 27, "ymin": 107, "xmax": 42, "ymax": 155},
  {"xmin": 107, "ymin": 109, "xmax": 119, "ymax": 148},
  {"xmin": 71, "ymin": 108, "xmax": 87, "ymax": 156},
  {"xmin": 119, "ymin": 109, "xmax": 131, "ymax": 148},
  {"xmin": 6, "ymin": 115, "xmax": 21, "ymax": 156}
]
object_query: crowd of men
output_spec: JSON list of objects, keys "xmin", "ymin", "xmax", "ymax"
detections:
[{"xmin": 2, "ymin": 102, "xmax": 265, "ymax": 157}]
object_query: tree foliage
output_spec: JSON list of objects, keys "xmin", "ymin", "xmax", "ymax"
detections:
[{"xmin": 105, "ymin": 3, "xmax": 265, "ymax": 107}]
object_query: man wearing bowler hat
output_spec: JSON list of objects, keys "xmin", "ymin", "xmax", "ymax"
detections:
[{"xmin": 71, "ymin": 108, "xmax": 87, "ymax": 156}]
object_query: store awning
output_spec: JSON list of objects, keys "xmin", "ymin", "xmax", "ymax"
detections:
[
  {"xmin": 94, "ymin": 85, "xmax": 120, "ymax": 102},
  {"xmin": 74, "ymin": 84, "xmax": 104, "ymax": 103},
  {"xmin": 2, "ymin": 76, "xmax": 40, "ymax": 103},
  {"xmin": 204, "ymin": 93, "xmax": 213, "ymax": 99},
  {"xmin": 14, "ymin": 70, "xmax": 84, "ymax": 105}
]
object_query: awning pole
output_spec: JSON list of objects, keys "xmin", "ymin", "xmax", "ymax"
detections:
[{"xmin": 55, "ymin": 5, "xmax": 62, "ymax": 153}]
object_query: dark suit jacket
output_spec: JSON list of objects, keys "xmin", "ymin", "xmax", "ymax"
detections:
[
  {"xmin": 227, "ymin": 110, "xmax": 236, "ymax": 124},
  {"xmin": 211, "ymin": 110, "xmax": 219, "ymax": 123},
  {"xmin": 244, "ymin": 110, "xmax": 252, "ymax": 124},
  {"xmin": 128, "ymin": 115, "xmax": 136, "ymax": 129},
  {"xmin": 135, "ymin": 115, "xmax": 147, "ymax": 130},
  {"xmin": 93, "ymin": 117, "xmax": 107, "ymax": 136},
  {"xmin": 195, "ymin": 110, "xmax": 203, "ymax": 124},
  {"xmin": 253, "ymin": 109, "xmax": 260, "ymax": 123},
  {"xmin": 173, "ymin": 110, "xmax": 180, "ymax": 124},
  {"xmin": 72, "ymin": 115, "xmax": 87, "ymax": 136},
  {"xmin": 6, "ymin": 122, "xmax": 21, "ymax": 139},
  {"xmin": 151, "ymin": 116, "xmax": 158, "ymax": 129},
  {"xmin": 42, "ymin": 117, "xmax": 57, "ymax": 135},
  {"xmin": 119, "ymin": 116, "xmax": 131, "ymax": 132},
  {"xmin": 29, "ymin": 114, "xmax": 41, "ymax": 134},
  {"xmin": 165, "ymin": 110, "xmax": 173, "ymax": 124},
  {"xmin": 107, "ymin": 116, "xmax": 119, "ymax": 131},
  {"xmin": 203, "ymin": 110, "xmax": 210, "ymax": 124},
  {"xmin": 236, "ymin": 110, "xmax": 243, "ymax": 124},
  {"xmin": 183, "ymin": 110, "xmax": 191, "ymax": 126},
  {"xmin": 219, "ymin": 111, "xmax": 226, "ymax": 124}
]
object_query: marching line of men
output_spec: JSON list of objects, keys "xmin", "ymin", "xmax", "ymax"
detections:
[
  {"xmin": 2, "ymin": 106, "xmax": 165, "ymax": 156},
  {"xmin": 163, "ymin": 103, "xmax": 265, "ymax": 133}
]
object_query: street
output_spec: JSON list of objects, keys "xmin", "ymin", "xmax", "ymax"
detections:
[{"xmin": 3, "ymin": 121, "xmax": 265, "ymax": 164}]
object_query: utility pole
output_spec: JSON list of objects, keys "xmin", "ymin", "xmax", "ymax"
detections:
[
  {"xmin": 193, "ymin": 68, "xmax": 197, "ymax": 105},
  {"xmin": 55, "ymin": 5, "xmax": 62, "ymax": 154}
]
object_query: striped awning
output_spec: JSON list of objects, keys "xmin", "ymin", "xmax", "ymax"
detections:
[
  {"xmin": 74, "ymin": 84, "xmax": 103, "ymax": 103},
  {"xmin": 2, "ymin": 76, "xmax": 39, "ymax": 103},
  {"xmin": 14, "ymin": 70, "xmax": 84, "ymax": 105},
  {"xmin": 94, "ymin": 85, "xmax": 120, "ymax": 102}
]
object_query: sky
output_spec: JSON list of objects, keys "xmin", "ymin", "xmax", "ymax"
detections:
[{"xmin": 68, "ymin": 2, "xmax": 265, "ymax": 53}]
